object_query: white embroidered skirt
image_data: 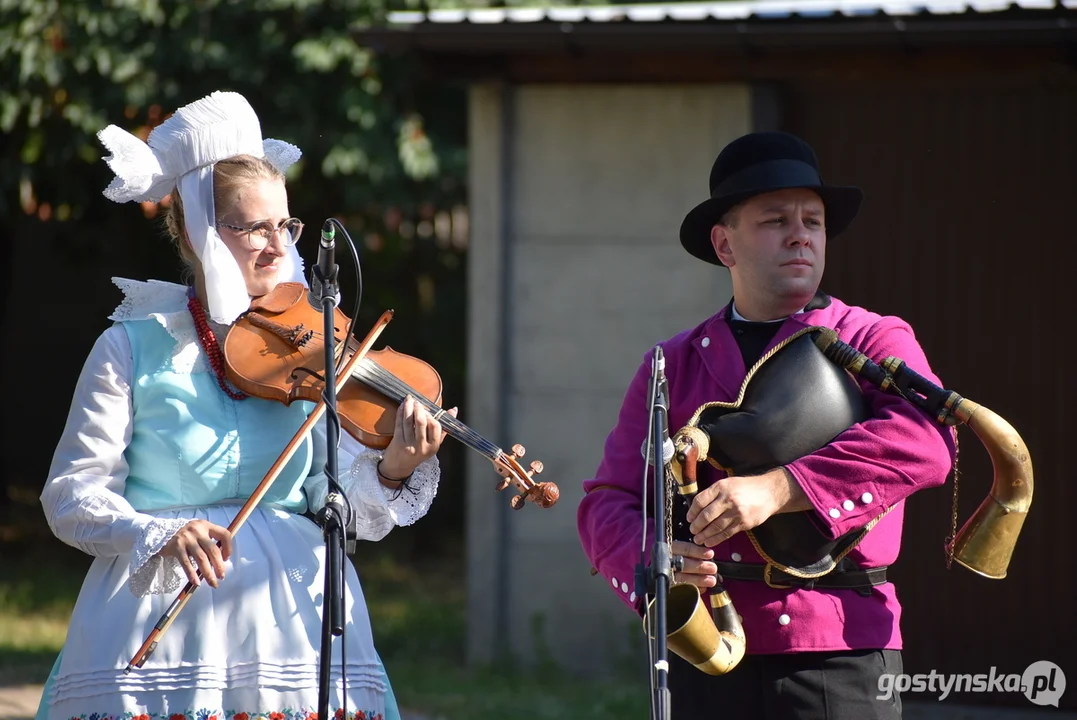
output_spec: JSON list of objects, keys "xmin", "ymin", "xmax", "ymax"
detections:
[{"xmin": 40, "ymin": 505, "xmax": 390, "ymax": 720}]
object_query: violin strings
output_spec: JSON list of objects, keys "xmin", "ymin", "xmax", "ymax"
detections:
[
  {"xmin": 360, "ymin": 361, "xmax": 499, "ymax": 456},
  {"xmin": 353, "ymin": 360, "xmax": 502, "ymax": 459},
  {"xmin": 266, "ymin": 323, "xmax": 507, "ymax": 461},
  {"xmin": 358, "ymin": 360, "xmax": 494, "ymax": 451}
]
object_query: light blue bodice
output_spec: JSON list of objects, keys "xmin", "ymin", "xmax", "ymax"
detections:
[{"xmin": 119, "ymin": 316, "xmax": 318, "ymax": 513}]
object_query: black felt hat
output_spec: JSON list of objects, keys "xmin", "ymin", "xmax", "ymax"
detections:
[{"xmin": 679, "ymin": 132, "xmax": 864, "ymax": 266}]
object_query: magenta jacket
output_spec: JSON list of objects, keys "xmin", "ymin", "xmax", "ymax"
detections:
[{"xmin": 577, "ymin": 293, "xmax": 956, "ymax": 654}]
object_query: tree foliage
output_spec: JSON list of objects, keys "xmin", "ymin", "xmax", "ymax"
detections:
[
  {"xmin": 1, "ymin": 0, "xmax": 468, "ymax": 219},
  {"xmin": 0, "ymin": 0, "xmax": 471, "ymax": 548}
]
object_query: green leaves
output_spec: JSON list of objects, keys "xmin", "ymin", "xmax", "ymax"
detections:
[
  {"xmin": 398, "ymin": 114, "xmax": 439, "ymax": 181},
  {"xmin": 293, "ymin": 33, "xmax": 370, "ymax": 74},
  {"xmin": 0, "ymin": 0, "xmax": 470, "ymax": 220},
  {"xmin": 322, "ymin": 144, "xmax": 372, "ymax": 177}
]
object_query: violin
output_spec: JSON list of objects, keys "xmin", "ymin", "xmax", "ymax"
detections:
[{"xmin": 221, "ymin": 282, "xmax": 559, "ymax": 510}]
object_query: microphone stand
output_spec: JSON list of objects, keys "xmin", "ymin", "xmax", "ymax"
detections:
[
  {"xmin": 636, "ymin": 346, "xmax": 673, "ymax": 720},
  {"xmin": 312, "ymin": 224, "xmax": 357, "ymax": 720}
]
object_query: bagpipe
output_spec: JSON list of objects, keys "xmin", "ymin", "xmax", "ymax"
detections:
[{"xmin": 647, "ymin": 325, "xmax": 1034, "ymax": 676}]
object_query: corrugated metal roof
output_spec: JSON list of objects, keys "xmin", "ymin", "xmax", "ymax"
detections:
[{"xmin": 387, "ymin": 0, "xmax": 1064, "ymax": 24}]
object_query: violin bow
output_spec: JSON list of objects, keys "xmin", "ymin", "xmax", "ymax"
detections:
[{"xmin": 125, "ymin": 309, "xmax": 395, "ymax": 673}]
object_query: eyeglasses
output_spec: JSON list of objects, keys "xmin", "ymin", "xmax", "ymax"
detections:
[{"xmin": 216, "ymin": 218, "xmax": 305, "ymax": 250}]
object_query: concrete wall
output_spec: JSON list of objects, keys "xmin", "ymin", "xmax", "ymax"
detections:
[{"xmin": 465, "ymin": 83, "xmax": 752, "ymax": 676}]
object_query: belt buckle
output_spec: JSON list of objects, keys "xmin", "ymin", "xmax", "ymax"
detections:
[{"xmin": 763, "ymin": 564, "xmax": 793, "ymax": 590}]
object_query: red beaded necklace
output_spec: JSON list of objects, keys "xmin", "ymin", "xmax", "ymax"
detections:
[{"xmin": 188, "ymin": 295, "xmax": 248, "ymax": 401}]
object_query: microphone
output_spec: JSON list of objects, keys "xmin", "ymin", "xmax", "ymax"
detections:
[
  {"xmin": 318, "ymin": 219, "xmax": 338, "ymax": 286},
  {"xmin": 309, "ymin": 219, "xmax": 338, "ymax": 305},
  {"xmin": 642, "ymin": 346, "xmax": 674, "ymax": 466}
]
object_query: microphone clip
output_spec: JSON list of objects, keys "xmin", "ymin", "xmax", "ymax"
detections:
[
  {"xmin": 318, "ymin": 490, "xmax": 357, "ymax": 555},
  {"xmin": 652, "ymin": 346, "xmax": 669, "ymax": 410}
]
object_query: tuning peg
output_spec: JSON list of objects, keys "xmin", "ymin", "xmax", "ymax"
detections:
[
  {"xmin": 496, "ymin": 478, "xmax": 511, "ymax": 492},
  {"xmin": 511, "ymin": 443, "xmax": 526, "ymax": 458},
  {"xmin": 510, "ymin": 494, "xmax": 526, "ymax": 510},
  {"xmin": 529, "ymin": 461, "xmax": 544, "ymax": 476}
]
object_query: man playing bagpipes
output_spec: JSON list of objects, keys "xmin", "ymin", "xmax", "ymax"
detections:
[{"xmin": 577, "ymin": 131, "xmax": 1015, "ymax": 719}]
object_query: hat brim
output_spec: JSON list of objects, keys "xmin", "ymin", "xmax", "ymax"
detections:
[{"xmin": 679, "ymin": 185, "xmax": 864, "ymax": 266}]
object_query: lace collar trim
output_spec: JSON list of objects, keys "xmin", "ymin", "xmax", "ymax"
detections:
[
  {"xmin": 108, "ymin": 277, "xmax": 191, "ymax": 324},
  {"xmin": 108, "ymin": 277, "xmax": 208, "ymax": 375}
]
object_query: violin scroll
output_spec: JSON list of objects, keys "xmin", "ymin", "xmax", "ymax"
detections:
[{"xmin": 494, "ymin": 443, "xmax": 560, "ymax": 510}]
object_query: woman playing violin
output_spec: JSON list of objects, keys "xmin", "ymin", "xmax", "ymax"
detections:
[{"xmin": 36, "ymin": 91, "xmax": 453, "ymax": 720}]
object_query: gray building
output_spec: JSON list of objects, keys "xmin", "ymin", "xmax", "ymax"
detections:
[{"xmin": 359, "ymin": 0, "xmax": 1077, "ymax": 711}]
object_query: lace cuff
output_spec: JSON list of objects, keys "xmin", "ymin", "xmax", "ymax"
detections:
[
  {"xmin": 128, "ymin": 517, "xmax": 192, "ymax": 597},
  {"xmin": 348, "ymin": 449, "xmax": 440, "ymax": 528}
]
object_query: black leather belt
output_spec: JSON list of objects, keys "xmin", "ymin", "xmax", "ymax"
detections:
[{"xmin": 716, "ymin": 561, "xmax": 888, "ymax": 596}]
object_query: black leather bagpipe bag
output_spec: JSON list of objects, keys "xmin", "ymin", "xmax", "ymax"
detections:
[{"xmin": 695, "ymin": 329, "xmax": 874, "ymax": 577}]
